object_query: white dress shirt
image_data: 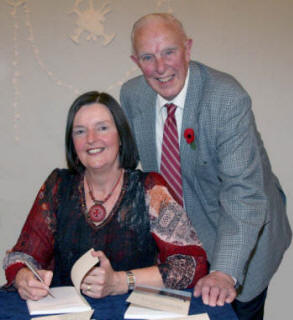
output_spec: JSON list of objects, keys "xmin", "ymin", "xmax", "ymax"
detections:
[{"xmin": 155, "ymin": 68, "xmax": 190, "ymax": 168}]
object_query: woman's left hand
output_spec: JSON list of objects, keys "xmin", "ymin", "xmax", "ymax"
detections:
[{"xmin": 81, "ymin": 250, "xmax": 127, "ymax": 298}]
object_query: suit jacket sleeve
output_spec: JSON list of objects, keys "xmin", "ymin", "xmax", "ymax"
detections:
[{"xmin": 207, "ymin": 88, "xmax": 268, "ymax": 284}]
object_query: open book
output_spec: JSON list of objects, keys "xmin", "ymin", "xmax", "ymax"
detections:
[
  {"xmin": 125, "ymin": 285, "xmax": 210, "ymax": 320},
  {"xmin": 26, "ymin": 248, "xmax": 99, "ymax": 316}
]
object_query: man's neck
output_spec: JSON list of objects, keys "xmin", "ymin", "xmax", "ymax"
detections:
[{"xmin": 157, "ymin": 68, "xmax": 190, "ymax": 108}]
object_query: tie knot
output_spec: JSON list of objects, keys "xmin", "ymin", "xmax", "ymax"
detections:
[{"xmin": 165, "ymin": 103, "xmax": 177, "ymax": 116}]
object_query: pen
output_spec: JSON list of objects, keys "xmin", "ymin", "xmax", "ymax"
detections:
[{"xmin": 24, "ymin": 261, "xmax": 55, "ymax": 298}]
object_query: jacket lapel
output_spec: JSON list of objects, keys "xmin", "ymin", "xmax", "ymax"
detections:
[
  {"xmin": 180, "ymin": 62, "xmax": 203, "ymax": 166},
  {"xmin": 133, "ymin": 91, "xmax": 159, "ymax": 172}
]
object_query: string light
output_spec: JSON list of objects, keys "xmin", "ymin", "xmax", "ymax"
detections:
[
  {"xmin": 23, "ymin": 1, "xmax": 81, "ymax": 94},
  {"xmin": 8, "ymin": 0, "xmax": 25, "ymax": 142},
  {"xmin": 6, "ymin": 0, "xmax": 174, "ymax": 141}
]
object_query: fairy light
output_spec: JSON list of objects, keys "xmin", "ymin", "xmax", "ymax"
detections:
[
  {"xmin": 7, "ymin": 0, "xmax": 25, "ymax": 142},
  {"xmin": 23, "ymin": 1, "xmax": 81, "ymax": 94},
  {"xmin": 6, "ymin": 0, "xmax": 175, "ymax": 141},
  {"xmin": 106, "ymin": 66, "xmax": 139, "ymax": 92}
]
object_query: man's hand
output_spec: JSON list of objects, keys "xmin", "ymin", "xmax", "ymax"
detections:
[{"xmin": 193, "ymin": 271, "xmax": 237, "ymax": 306}]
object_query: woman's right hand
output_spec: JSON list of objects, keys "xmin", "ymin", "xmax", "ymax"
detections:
[{"xmin": 15, "ymin": 267, "xmax": 53, "ymax": 300}]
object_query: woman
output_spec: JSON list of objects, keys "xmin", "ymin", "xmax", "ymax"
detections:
[{"xmin": 3, "ymin": 91, "xmax": 207, "ymax": 301}]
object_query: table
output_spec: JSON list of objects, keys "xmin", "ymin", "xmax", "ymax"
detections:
[{"xmin": 0, "ymin": 288, "xmax": 238, "ymax": 320}]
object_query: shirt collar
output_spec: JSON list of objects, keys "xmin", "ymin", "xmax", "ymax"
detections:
[{"xmin": 157, "ymin": 68, "xmax": 190, "ymax": 111}]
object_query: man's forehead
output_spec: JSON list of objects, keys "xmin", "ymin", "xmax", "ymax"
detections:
[
  {"xmin": 134, "ymin": 24, "xmax": 182, "ymax": 50},
  {"xmin": 135, "ymin": 18, "xmax": 178, "ymax": 37}
]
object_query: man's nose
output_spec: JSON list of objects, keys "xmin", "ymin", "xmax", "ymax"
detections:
[{"xmin": 155, "ymin": 57, "xmax": 166, "ymax": 74}]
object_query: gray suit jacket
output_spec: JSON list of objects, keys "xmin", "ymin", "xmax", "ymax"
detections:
[{"xmin": 120, "ymin": 61, "xmax": 292, "ymax": 301}]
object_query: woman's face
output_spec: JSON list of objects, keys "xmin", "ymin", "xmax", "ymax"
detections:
[{"xmin": 72, "ymin": 103, "xmax": 120, "ymax": 173}]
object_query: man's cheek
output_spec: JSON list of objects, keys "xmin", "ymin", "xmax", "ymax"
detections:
[{"xmin": 140, "ymin": 66, "xmax": 154, "ymax": 78}]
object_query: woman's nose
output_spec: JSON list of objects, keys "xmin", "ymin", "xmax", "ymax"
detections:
[{"xmin": 87, "ymin": 129, "xmax": 97, "ymax": 143}]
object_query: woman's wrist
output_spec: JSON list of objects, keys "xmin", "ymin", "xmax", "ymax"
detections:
[
  {"xmin": 111, "ymin": 271, "xmax": 129, "ymax": 295},
  {"xmin": 113, "ymin": 270, "xmax": 136, "ymax": 294},
  {"xmin": 5, "ymin": 263, "xmax": 27, "ymax": 287},
  {"xmin": 126, "ymin": 270, "xmax": 136, "ymax": 291},
  {"xmin": 14, "ymin": 266, "xmax": 29, "ymax": 288}
]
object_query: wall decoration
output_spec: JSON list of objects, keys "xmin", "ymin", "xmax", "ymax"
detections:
[
  {"xmin": 68, "ymin": 0, "xmax": 115, "ymax": 45},
  {"xmin": 5, "ymin": 0, "xmax": 175, "ymax": 141},
  {"xmin": 156, "ymin": 0, "xmax": 173, "ymax": 12}
]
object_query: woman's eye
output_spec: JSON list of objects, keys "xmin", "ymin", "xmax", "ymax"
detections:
[
  {"xmin": 73, "ymin": 129, "xmax": 85, "ymax": 136},
  {"xmin": 97, "ymin": 125, "xmax": 108, "ymax": 131}
]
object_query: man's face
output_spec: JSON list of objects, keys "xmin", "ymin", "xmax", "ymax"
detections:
[{"xmin": 131, "ymin": 20, "xmax": 192, "ymax": 101}]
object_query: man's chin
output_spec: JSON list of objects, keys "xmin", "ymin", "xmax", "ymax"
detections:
[
  {"xmin": 157, "ymin": 89, "xmax": 178, "ymax": 101},
  {"xmin": 148, "ymin": 81, "xmax": 180, "ymax": 100}
]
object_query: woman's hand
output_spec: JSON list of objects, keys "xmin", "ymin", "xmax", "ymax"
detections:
[
  {"xmin": 15, "ymin": 267, "xmax": 53, "ymax": 300},
  {"xmin": 81, "ymin": 250, "xmax": 127, "ymax": 298}
]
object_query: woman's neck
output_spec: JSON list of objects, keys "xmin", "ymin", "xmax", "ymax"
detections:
[{"xmin": 85, "ymin": 167, "xmax": 123, "ymax": 198}]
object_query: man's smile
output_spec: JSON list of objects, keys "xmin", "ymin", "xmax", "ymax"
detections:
[{"xmin": 156, "ymin": 74, "xmax": 175, "ymax": 83}]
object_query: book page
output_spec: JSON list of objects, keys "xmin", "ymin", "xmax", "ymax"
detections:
[
  {"xmin": 27, "ymin": 287, "xmax": 91, "ymax": 315},
  {"xmin": 126, "ymin": 285, "xmax": 191, "ymax": 315},
  {"xmin": 71, "ymin": 248, "xmax": 99, "ymax": 291},
  {"xmin": 32, "ymin": 310, "xmax": 94, "ymax": 320},
  {"xmin": 124, "ymin": 304, "xmax": 184, "ymax": 319},
  {"xmin": 26, "ymin": 248, "xmax": 99, "ymax": 316},
  {"xmin": 124, "ymin": 304, "xmax": 210, "ymax": 320}
]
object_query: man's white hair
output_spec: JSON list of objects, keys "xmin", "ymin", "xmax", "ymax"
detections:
[{"xmin": 131, "ymin": 13, "xmax": 188, "ymax": 54}]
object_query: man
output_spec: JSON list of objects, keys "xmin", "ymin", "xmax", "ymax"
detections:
[{"xmin": 120, "ymin": 13, "xmax": 292, "ymax": 319}]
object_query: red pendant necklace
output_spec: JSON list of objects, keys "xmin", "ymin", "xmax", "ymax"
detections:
[{"xmin": 86, "ymin": 169, "xmax": 123, "ymax": 223}]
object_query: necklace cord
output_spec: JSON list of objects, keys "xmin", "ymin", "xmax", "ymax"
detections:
[{"xmin": 86, "ymin": 169, "xmax": 124, "ymax": 206}]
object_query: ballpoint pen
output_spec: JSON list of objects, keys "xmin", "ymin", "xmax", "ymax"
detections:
[{"xmin": 24, "ymin": 261, "xmax": 55, "ymax": 298}]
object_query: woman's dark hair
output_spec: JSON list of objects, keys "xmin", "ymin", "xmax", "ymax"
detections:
[{"xmin": 65, "ymin": 91, "xmax": 138, "ymax": 173}]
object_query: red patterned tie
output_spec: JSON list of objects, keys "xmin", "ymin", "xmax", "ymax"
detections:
[{"xmin": 160, "ymin": 104, "xmax": 184, "ymax": 206}]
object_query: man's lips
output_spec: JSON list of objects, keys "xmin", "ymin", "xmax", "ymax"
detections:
[{"xmin": 156, "ymin": 74, "xmax": 175, "ymax": 83}]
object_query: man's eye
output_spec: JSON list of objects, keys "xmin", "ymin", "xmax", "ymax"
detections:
[
  {"xmin": 164, "ymin": 49, "xmax": 175, "ymax": 56},
  {"xmin": 141, "ymin": 55, "xmax": 153, "ymax": 62}
]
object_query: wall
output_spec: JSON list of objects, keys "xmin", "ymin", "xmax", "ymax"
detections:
[{"xmin": 0, "ymin": 1, "xmax": 292, "ymax": 318}]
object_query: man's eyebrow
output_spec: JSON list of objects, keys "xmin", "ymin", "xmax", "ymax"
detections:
[
  {"xmin": 140, "ymin": 46, "xmax": 177, "ymax": 55},
  {"xmin": 139, "ymin": 52, "xmax": 153, "ymax": 57},
  {"xmin": 163, "ymin": 46, "xmax": 177, "ymax": 50}
]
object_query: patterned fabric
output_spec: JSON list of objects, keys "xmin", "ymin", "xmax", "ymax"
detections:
[
  {"xmin": 3, "ymin": 169, "xmax": 207, "ymax": 289},
  {"xmin": 160, "ymin": 104, "xmax": 184, "ymax": 206}
]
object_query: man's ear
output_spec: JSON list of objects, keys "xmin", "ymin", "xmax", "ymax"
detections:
[
  {"xmin": 185, "ymin": 38, "xmax": 193, "ymax": 61},
  {"xmin": 130, "ymin": 54, "xmax": 139, "ymax": 65}
]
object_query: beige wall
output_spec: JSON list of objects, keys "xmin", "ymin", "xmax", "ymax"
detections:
[{"xmin": 0, "ymin": 1, "xmax": 292, "ymax": 318}]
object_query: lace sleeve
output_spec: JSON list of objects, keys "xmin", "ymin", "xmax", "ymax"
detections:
[
  {"xmin": 145, "ymin": 172, "xmax": 208, "ymax": 289},
  {"xmin": 3, "ymin": 169, "xmax": 61, "ymax": 285}
]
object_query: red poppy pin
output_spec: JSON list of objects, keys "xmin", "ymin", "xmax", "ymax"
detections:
[{"xmin": 184, "ymin": 128, "xmax": 196, "ymax": 150}]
